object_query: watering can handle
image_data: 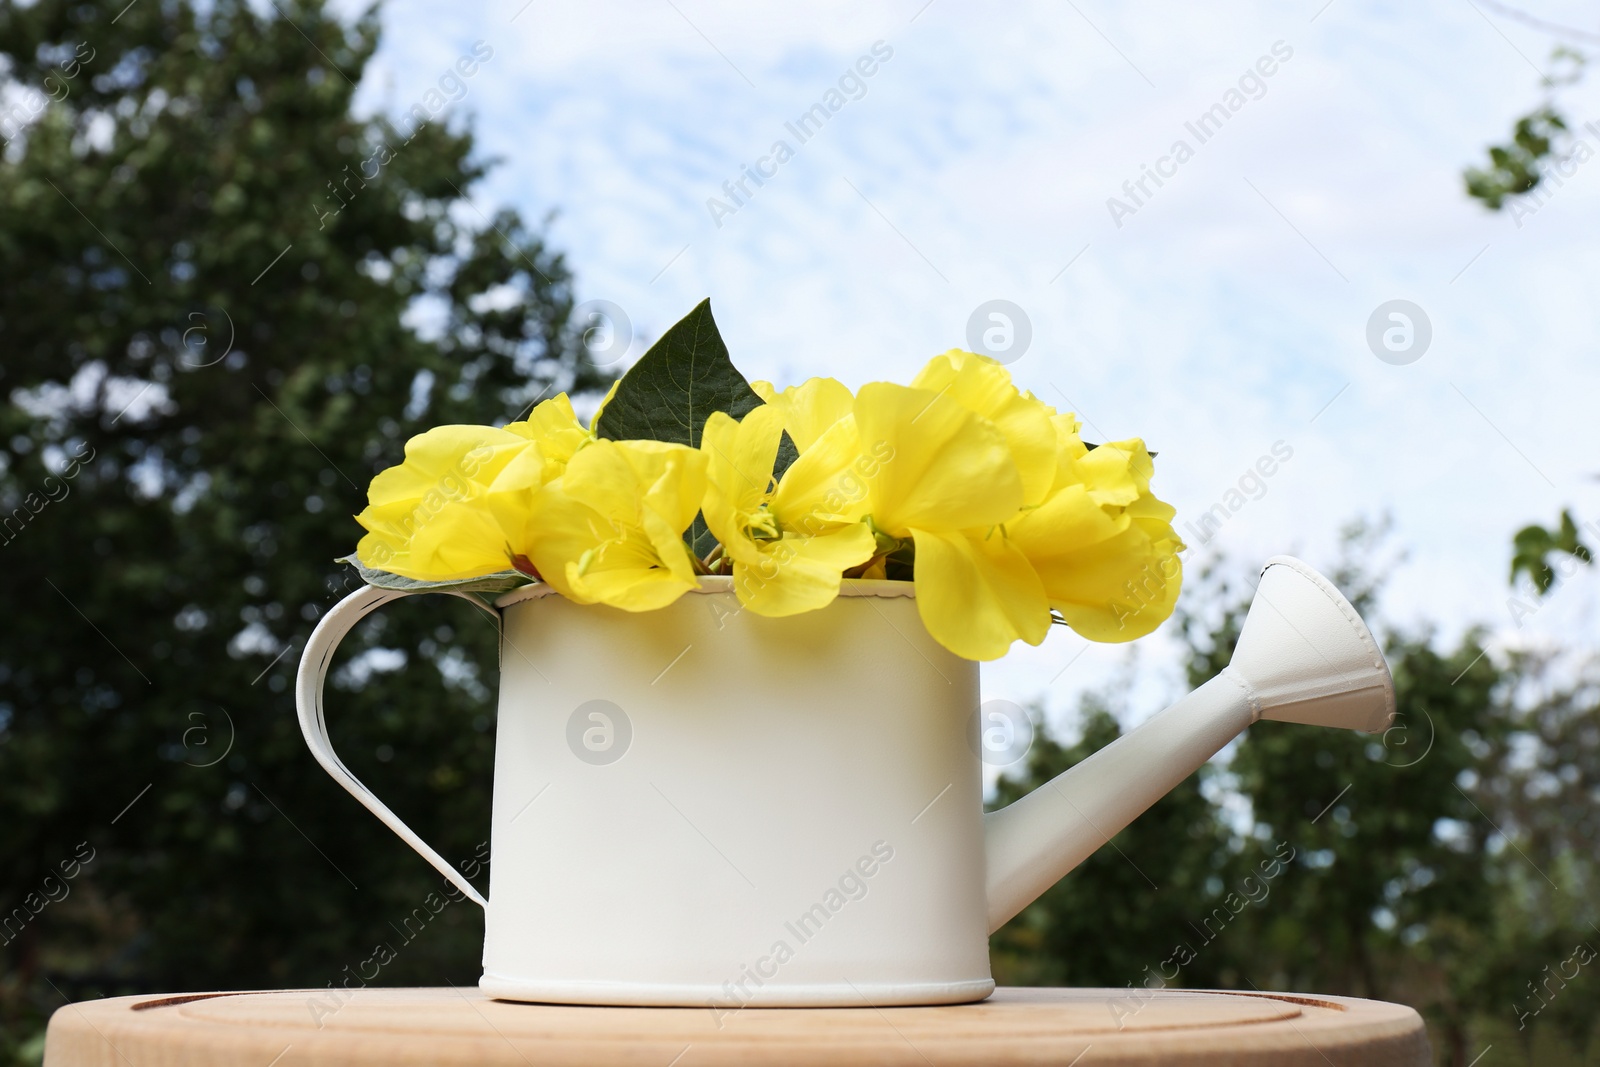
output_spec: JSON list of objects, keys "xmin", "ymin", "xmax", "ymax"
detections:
[{"xmin": 295, "ymin": 583, "xmax": 497, "ymax": 909}]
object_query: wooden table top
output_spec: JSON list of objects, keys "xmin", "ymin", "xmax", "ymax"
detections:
[{"xmin": 44, "ymin": 985, "xmax": 1431, "ymax": 1066}]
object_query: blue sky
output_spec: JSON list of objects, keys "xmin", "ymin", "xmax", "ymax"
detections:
[{"xmin": 354, "ymin": 0, "xmax": 1600, "ymax": 728}]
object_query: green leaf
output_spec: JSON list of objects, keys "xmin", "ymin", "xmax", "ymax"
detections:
[
  {"xmin": 337, "ymin": 558, "xmax": 534, "ymax": 595},
  {"xmin": 1508, "ymin": 510, "xmax": 1593, "ymax": 594},
  {"xmin": 1464, "ymin": 106, "xmax": 1567, "ymax": 212},
  {"xmin": 593, "ymin": 298, "xmax": 764, "ymax": 449}
]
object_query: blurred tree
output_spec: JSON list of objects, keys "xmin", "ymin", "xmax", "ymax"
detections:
[
  {"xmin": 988, "ymin": 694, "xmax": 1240, "ymax": 991},
  {"xmin": 1469, "ymin": 650, "xmax": 1600, "ymax": 1055},
  {"xmin": 0, "ymin": 0, "xmax": 604, "ymax": 1058},
  {"xmin": 1485, "ymin": 513, "xmax": 1600, "ymax": 1060}
]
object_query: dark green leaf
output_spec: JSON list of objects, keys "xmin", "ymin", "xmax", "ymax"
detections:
[{"xmin": 593, "ymin": 298, "xmax": 763, "ymax": 449}]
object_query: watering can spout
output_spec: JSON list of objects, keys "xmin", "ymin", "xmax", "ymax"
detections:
[{"xmin": 982, "ymin": 556, "xmax": 1396, "ymax": 933}]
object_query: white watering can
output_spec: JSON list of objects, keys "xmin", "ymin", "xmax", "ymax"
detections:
[{"xmin": 297, "ymin": 555, "xmax": 1392, "ymax": 1009}]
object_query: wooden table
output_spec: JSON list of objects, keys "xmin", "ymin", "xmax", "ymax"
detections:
[{"xmin": 45, "ymin": 986, "xmax": 1431, "ymax": 1065}]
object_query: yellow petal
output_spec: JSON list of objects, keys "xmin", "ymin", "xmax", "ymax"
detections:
[
  {"xmin": 639, "ymin": 468, "xmax": 706, "ymax": 588},
  {"xmin": 700, "ymin": 404, "xmax": 878, "ymax": 617},
  {"xmin": 754, "ymin": 377, "xmax": 856, "ymax": 452},
  {"xmin": 633, "ymin": 440, "xmax": 710, "ymax": 537},
  {"xmin": 589, "ymin": 379, "xmax": 621, "ymax": 431},
  {"xmin": 568, "ymin": 529, "xmax": 699, "ymax": 611},
  {"xmin": 525, "ymin": 439, "xmax": 706, "ymax": 611},
  {"xmin": 403, "ymin": 505, "xmax": 517, "ymax": 579},
  {"xmin": 559, "ymin": 438, "xmax": 703, "ymax": 527},
  {"xmin": 355, "ymin": 526, "xmax": 505, "ymax": 582},
  {"xmin": 484, "ymin": 446, "xmax": 548, "ymax": 496},
  {"xmin": 364, "ymin": 425, "xmax": 534, "ymax": 507},
  {"xmin": 1068, "ymin": 439, "xmax": 1154, "ymax": 508},
  {"xmin": 701, "ymin": 408, "xmax": 782, "ymax": 565},
  {"xmin": 909, "ymin": 526, "xmax": 1051, "ymax": 661},
  {"xmin": 1052, "ymin": 409, "xmax": 1084, "ymax": 442},
  {"xmin": 505, "ymin": 393, "xmax": 594, "ymax": 482},
  {"xmin": 1048, "ymin": 412, "xmax": 1089, "ymax": 477},
  {"xmin": 1009, "ymin": 483, "xmax": 1184, "ymax": 643},
  {"xmin": 519, "ymin": 489, "xmax": 609, "ymax": 603},
  {"xmin": 1048, "ymin": 522, "xmax": 1182, "ymax": 642},
  {"xmin": 1126, "ymin": 488, "xmax": 1177, "ymax": 525},
  {"xmin": 524, "ymin": 487, "xmax": 701, "ymax": 611},
  {"xmin": 770, "ymin": 415, "xmax": 873, "ymax": 532},
  {"xmin": 732, "ymin": 523, "xmax": 877, "ymax": 617},
  {"xmin": 355, "ymin": 490, "xmax": 520, "ymax": 580},
  {"xmin": 355, "ymin": 424, "xmax": 539, "ymax": 580},
  {"xmin": 853, "ymin": 382, "xmax": 1023, "ymax": 537},
  {"xmin": 1009, "ymin": 484, "xmax": 1130, "ymax": 562},
  {"xmin": 912, "ymin": 350, "xmax": 1057, "ymax": 505}
]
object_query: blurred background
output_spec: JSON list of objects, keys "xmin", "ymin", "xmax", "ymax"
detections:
[{"xmin": 2, "ymin": 1, "xmax": 1598, "ymax": 1064}]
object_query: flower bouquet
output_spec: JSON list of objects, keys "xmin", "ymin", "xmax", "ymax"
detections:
[{"xmin": 348, "ymin": 299, "xmax": 1183, "ymax": 660}]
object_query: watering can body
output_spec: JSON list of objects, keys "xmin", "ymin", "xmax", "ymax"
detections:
[{"xmin": 297, "ymin": 556, "xmax": 1393, "ymax": 1008}]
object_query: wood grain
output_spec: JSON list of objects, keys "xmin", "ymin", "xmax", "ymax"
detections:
[{"xmin": 44, "ymin": 986, "xmax": 1432, "ymax": 1066}]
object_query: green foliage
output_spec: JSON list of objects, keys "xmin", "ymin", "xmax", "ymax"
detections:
[
  {"xmin": 0, "ymin": 0, "xmax": 601, "ymax": 1053},
  {"xmin": 1228, "ymin": 629, "xmax": 1507, "ymax": 1050},
  {"xmin": 1463, "ymin": 49, "xmax": 1586, "ymax": 212},
  {"xmin": 1464, "ymin": 108, "xmax": 1568, "ymax": 209},
  {"xmin": 988, "ymin": 698, "xmax": 1239, "ymax": 989},
  {"xmin": 1510, "ymin": 510, "xmax": 1593, "ymax": 594}
]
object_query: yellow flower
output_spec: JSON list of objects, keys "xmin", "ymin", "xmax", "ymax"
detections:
[
  {"xmin": 354, "ymin": 392, "xmax": 607, "ymax": 582},
  {"xmin": 1010, "ymin": 431, "xmax": 1184, "ymax": 642},
  {"xmin": 522, "ymin": 439, "xmax": 708, "ymax": 611},
  {"xmin": 502, "ymin": 394, "xmax": 590, "ymax": 483},
  {"xmin": 852, "ymin": 381, "xmax": 1051, "ymax": 661},
  {"xmin": 907, "ymin": 524, "xmax": 1052, "ymax": 660},
  {"xmin": 751, "ymin": 377, "xmax": 855, "ymax": 451},
  {"xmin": 701, "ymin": 405, "xmax": 875, "ymax": 616},
  {"xmin": 751, "ymin": 377, "xmax": 885, "ymax": 531},
  {"xmin": 911, "ymin": 350, "xmax": 1058, "ymax": 506},
  {"xmin": 853, "ymin": 382, "xmax": 1023, "ymax": 536},
  {"xmin": 354, "ymin": 425, "xmax": 542, "ymax": 581}
]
